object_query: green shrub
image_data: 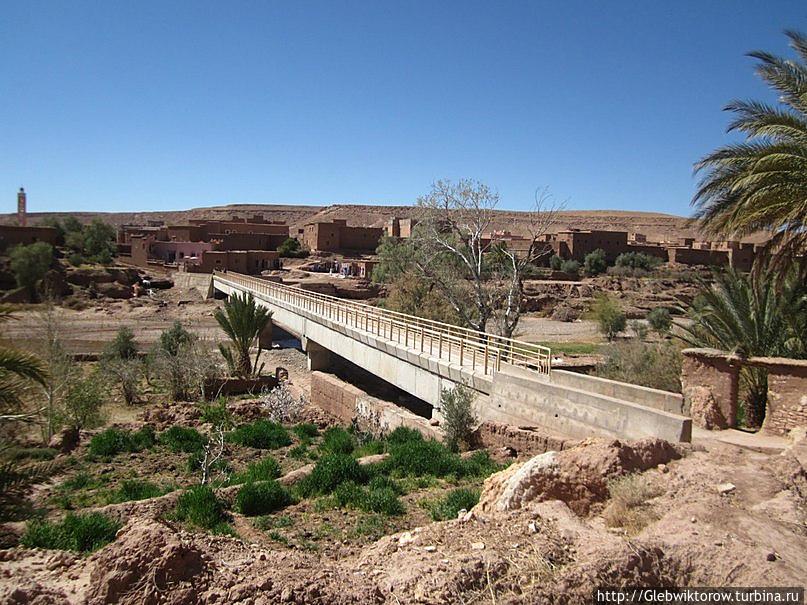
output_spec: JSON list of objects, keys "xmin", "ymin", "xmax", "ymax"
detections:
[
  {"xmin": 614, "ymin": 252, "xmax": 662, "ymax": 272},
  {"xmin": 353, "ymin": 439, "xmax": 384, "ymax": 457},
  {"xmin": 9, "ymin": 242, "xmax": 54, "ymax": 292},
  {"xmin": 385, "ymin": 426, "xmax": 423, "ymax": 445},
  {"xmin": 21, "ymin": 512, "xmax": 120, "ymax": 552},
  {"xmin": 332, "ymin": 480, "xmax": 368, "ymax": 508},
  {"xmin": 299, "ymin": 454, "xmax": 367, "ymax": 496},
  {"xmin": 105, "ymin": 326, "xmax": 138, "ymax": 360},
  {"xmin": 228, "ymin": 420, "xmax": 291, "ymax": 450},
  {"xmin": 595, "ymin": 341, "xmax": 682, "ymax": 393},
  {"xmin": 289, "ymin": 444, "xmax": 309, "ymax": 460},
  {"xmin": 174, "ymin": 485, "xmax": 228, "ymax": 530},
  {"xmin": 331, "ymin": 479, "xmax": 404, "ymax": 515},
  {"xmin": 383, "ymin": 438, "xmax": 463, "ymax": 477},
  {"xmin": 364, "ymin": 485, "xmax": 404, "ymax": 515},
  {"xmin": 10, "ymin": 447, "xmax": 58, "ymax": 461},
  {"xmin": 584, "ymin": 249, "xmax": 608, "ymax": 276},
  {"xmin": 549, "ymin": 254, "xmax": 563, "ymax": 270},
  {"xmin": 592, "ymin": 295, "xmax": 626, "ymax": 341},
  {"xmin": 320, "ymin": 427, "xmax": 355, "ymax": 455},
  {"xmin": 235, "ymin": 480, "xmax": 291, "ymax": 516},
  {"xmin": 158, "ymin": 426, "xmax": 205, "ymax": 453},
  {"xmin": 440, "ymin": 384, "xmax": 477, "ymax": 452},
  {"xmin": 430, "ymin": 488, "xmax": 480, "ymax": 521},
  {"xmin": 230, "ymin": 456, "xmax": 281, "ymax": 485},
  {"xmin": 292, "ymin": 423, "xmax": 319, "ymax": 441},
  {"xmin": 67, "ymin": 253, "xmax": 84, "ymax": 267},
  {"xmin": 87, "ymin": 426, "xmax": 155, "ymax": 458},
  {"xmin": 199, "ymin": 401, "xmax": 233, "ymax": 428},
  {"xmin": 59, "ymin": 471, "xmax": 104, "ymax": 492},
  {"xmin": 647, "ymin": 307, "xmax": 673, "ymax": 336},
  {"xmin": 560, "ymin": 259, "xmax": 580, "ymax": 274},
  {"xmin": 458, "ymin": 450, "xmax": 500, "ymax": 478},
  {"xmin": 108, "ymin": 479, "xmax": 166, "ymax": 503}
]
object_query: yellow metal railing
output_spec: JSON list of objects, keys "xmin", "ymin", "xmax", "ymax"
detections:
[{"xmin": 213, "ymin": 271, "xmax": 551, "ymax": 377}]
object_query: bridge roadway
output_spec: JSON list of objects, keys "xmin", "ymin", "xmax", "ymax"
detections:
[
  {"xmin": 210, "ymin": 271, "xmax": 692, "ymax": 443},
  {"xmin": 211, "ymin": 271, "xmax": 551, "ymax": 408}
]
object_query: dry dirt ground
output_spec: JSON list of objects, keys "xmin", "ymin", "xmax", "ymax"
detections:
[{"xmin": 2, "ymin": 434, "xmax": 805, "ymax": 604}]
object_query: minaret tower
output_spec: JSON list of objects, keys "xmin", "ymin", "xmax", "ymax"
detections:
[{"xmin": 17, "ymin": 188, "xmax": 27, "ymax": 227}]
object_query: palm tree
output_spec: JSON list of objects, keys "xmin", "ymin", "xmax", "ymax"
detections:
[
  {"xmin": 214, "ymin": 292, "xmax": 272, "ymax": 378},
  {"xmin": 693, "ymin": 30, "xmax": 807, "ymax": 275},
  {"xmin": 0, "ymin": 305, "xmax": 46, "ymax": 416},
  {"xmin": 680, "ymin": 270, "xmax": 806, "ymax": 427}
]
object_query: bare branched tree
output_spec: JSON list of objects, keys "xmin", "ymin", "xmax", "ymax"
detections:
[
  {"xmin": 199, "ymin": 424, "xmax": 226, "ymax": 485},
  {"xmin": 414, "ymin": 179, "xmax": 561, "ymax": 337}
]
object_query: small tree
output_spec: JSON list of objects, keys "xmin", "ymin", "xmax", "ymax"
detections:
[
  {"xmin": 549, "ymin": 255, "xmax": 563, "ymax": 270},
  {"xmin": 81, "ymin": 219, "xmax": 116, "ymax": 263},
  {"xmin": 60, "ymin": 374, "xmax": 105, "ymax": 431},
  {"xmin": 9, "ymin": 242, "xmax": 54, "ymax": 295},
  {"xmin": 593, "ymin": 295, "xmax": 626, "ymax": 341},
  {"xmin": 647, "ymin": 308, "xmax": 673, "ymax": 337},
  {"xmin": 105, "ymin": 327, "xmax": 138, "ymax": 360},
  {"xmin": 151, "ymin": 324, "xmax": 219, "ymax": 401},
  {"xmin": 560, "ymin": 259, "xmax": 580, "ymax": 275},
  {"xmin": 277, "ymin": 237, "xmax": 307, "ymax": 258},
  {"xmin": 260, "ymin": 383, "xmax": 306, "ymax": 424},
  {"xmin": 101, "ymin": 327, "xmax": 141, "ymax": 405},
  {"xmin": 440, "ymin": 383, "xmax": 477, "ymax": 452},
  {"xmin": 584, "ymin": 249, "xmax": 607, "ymax": 276},
  {"xmin": 215, "ymin": 293, "xmax": 272, "ymax": 378}
]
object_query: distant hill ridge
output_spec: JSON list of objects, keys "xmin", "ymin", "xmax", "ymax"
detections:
[{"xmin": 0, "ymin": 202, "xmax": 765, "ymax": 243}]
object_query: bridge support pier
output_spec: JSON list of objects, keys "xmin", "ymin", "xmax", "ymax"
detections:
[
  {"xmin": 259, "ymin": 320, "xmax": 274, "ymax": 350},
  {"xmin": 304, "ymin": 338, "xmax": 332, "ymax": 371}
]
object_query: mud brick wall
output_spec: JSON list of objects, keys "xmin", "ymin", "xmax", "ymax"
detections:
[
  {"xmin": 752, "ymin": 358, "xmax": 807, "ymax": 436},
  {"xmin": 310, "ymin": 371, "xmax": 365, "ymax": 424},
  {"xmin": 472, "ymin": 422, "xmax": 579, "ymax": 457},
  {"xmin": 681, "ymin": 349, "xmax": 740, "ymax": 429}
]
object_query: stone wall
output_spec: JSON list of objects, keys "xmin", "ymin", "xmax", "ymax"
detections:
[
  {"xmin": 681, "ymin": 348, "xmax": 807, "ymax": 435},
  {"xmin": 471, "ymin": 422, "xmax": 579, "ymax": 457}
]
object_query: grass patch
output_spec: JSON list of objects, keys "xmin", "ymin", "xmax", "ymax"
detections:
[
  {"xmin": 602, "ymin": 474, "xmax": 665, "ymax": 534},
  {"xmin": 235, "ymin": 481, "xmax": 292, "ymax": 516},
  {"xmin": 173, "ymin": 485, "xmax": 230, "ymax": 532},
  {"xmin": 320, "ymin": 427, "xmax": 355, "ymax": 455},
  {"xmin": 158, "ymin": 426, "xmax": 205, "ymax": 453},
  {"xmin": 107, "ymin": 479, "xmax": 170, "ymax": 503},
  {"xmin": 10, "ymin": 447, "xmax": 59, "ymax": 461},
  {"xmin": 292, "ymin": 423, "xmax": 319, "ymax": 442},
  {"xmin": 289, "ymin": 444, "xmax": 309, "ymax": 460},
  {"xmin": 429, "ymin": 488, "xmax": 480, "ymax": 521},
  {"xmin": 229, "ymin": 456, "xmax": 281, "ymax": 485},
  {"xmin": 297, "ymin": 454, "xmax": 367, "ymax": 497},
  {"xmin": 21, "ymin": 512, "xmax": 120, "ymax": 552},
  {"xmin": 228, "ymin": 420, "xmax": 291, "ymax": 450},
  {"xmin": 87, "ymin": 426, "xmax": 155, "ymax": 459}
]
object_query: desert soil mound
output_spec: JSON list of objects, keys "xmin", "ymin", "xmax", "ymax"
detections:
[{"xmin": 2, "ymin": 435, "xmax": 805, "ymax": 604}]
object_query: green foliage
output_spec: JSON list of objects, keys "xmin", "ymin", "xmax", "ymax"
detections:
[
  {"xmin": 692, "ymin": 31, "xmax": 807, "ymax": 273},
  {"xmin": 228, "ymin": 420, "xmax": 291, "ymax": 450},
  {"xmin": 199, "ymin": 400, "xmax": 233, "ymax": 428},
  {"xmin": 230, "ymin": 456, "xmax": 281, "ymax": 484},
  {"xmin": 560, "ymin": 259, "xmax": 580, "ymax": 274},
  {"xmin": 215, "ymin": 292, "xmax": 273, "ymax": 378},
  {"xmin": 549, "ymin": 254, "xmax": 563, "ymax": 270},
  {"xmin": 9, "ymin": 447, "xmax": 58, "ymax": 461},
  {"xmin": 105, "ymin": 326, "xmax": 138, "ymax": 360},
  {"xmin": 21, "ymin": 512, "xmax": 120, "ymax": 552},
  {"xmin": 592, "ymin": 295, "xmax": 626, "ymax": 341},
  {"xmin": 614, "ymin": 252, "xmax": 662, "ymax": 272},
  {"xmin": 383, "ymin": 438, "xmax": 463, "ymax": 477},
  {"xmin": 584, "ymin": 249, "xmax": 608, "ymax": 276},
  {"xmin": 380, "ymin": 269, "xmax": 459, "ymax": 325},
  {"xmin": 385, "ymin": 426, "xmax": 423, "ymax": 445},
  {"xmin": 174, "ymin": 485, "xmax": 229, "ymax": 530},
  {"xmin": 292, "ymin": 423, "xmax": 319, "ymax": 441},
  {"xmin": 320, "ymin": 427, "xmax": 355, "ymax": 455},
  {"xmin": 429, "ymin": 488, "xmax": 480, "ymax": 521},
  {"xmin": 9, "ymin": 242, "xmax": 54, "ymax": 292},
  {"xmin": 647, "ymin": 307, "xmax": 673, "ymax": 336},
  {"xmin": 108, "ymin": 479, "xmax": 167, "ymax": 503},
  {"xmin": 159, "ymin": 321, "xmax": 194, "ymax": 357},
  {"xmin": 87, "ymin": 426, "xmax": 155, "ymax": 458},
  {"xmin": 329, "ymin": 476, "xmax": 405, "ymax": 516},
  {"xmin": 440, "ymin": 384, "xmax": 477, "ymax": 452},
  {"xmin": 80, "ymin": 219, "xmax": 116, "ymax": 263},
  {"xmin": 61, "ymin": 373, "xmax": 106, "ymax": 431},
  {"xmin": 158, "ymin": 426, "xmax": 205, "ymax": 453},
  {"xmin": 235, "ymin": 480, "xmax": 291, "ymax": 516},
  {"xmin": 595, "ymin": 341, "xmax": 682, "ymax": 393},
  {"xmin": 373, "ymin": 236, "xmax": 415, "ymax": 283},
  {"xmin": 298, "ymin": 454, "xmax": 368, "ymax": 496},
  {"xmin": 67, "ymin": 253, "xmax": 84, "ymax": 267},
  {"xmin": 681, "ymin": 269, "xmax": 807, "ymax": 425},
  {"xmin": 277, "ymin": 237, "xmax": 308, "ymax": 258}
]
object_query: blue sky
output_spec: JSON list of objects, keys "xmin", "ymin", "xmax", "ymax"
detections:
[{"xmin": 1, "ymin": 1, "xmax": 805, "ymax": 216}]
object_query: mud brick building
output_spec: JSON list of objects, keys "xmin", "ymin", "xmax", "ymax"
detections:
[{"xmin": 303, "ymin": 219, "xmax": 384, "ymax": 252}]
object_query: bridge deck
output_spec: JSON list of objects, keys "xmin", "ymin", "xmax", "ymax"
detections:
[{"xmin": 212, "ymin": 271, "xmax": 551, "ymax": 379}]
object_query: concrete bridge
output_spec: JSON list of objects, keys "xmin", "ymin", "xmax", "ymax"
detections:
[{"xmin": 211, "ymin": 271, "xmax": 692, "ymax": 442}]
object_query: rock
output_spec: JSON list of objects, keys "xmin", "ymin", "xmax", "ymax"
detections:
[
  {"xmin": 657, "ymin": 464, "xmax": 669, "ymax": 473},
  {"xmin": 456, "ymin": 509, "xmax": 467, "ymax": 520},
  {"xmin": 766, "ymin": 551, "xmax": 777, "ymax": 562},
  {"xmin": 470, "ymin": 542, "xmax": 485, "ymax": 550},
  {"xmin": 96, "ymin": 282, "xmax": 133, "ymax": 299},
  {"xmin": 40, "ymin": 269, "xmax": 72, "ymax": 298},
  {"xmin": 429, "ymin": 418, "xmax": 440, "ymax": 427},
  {"xmin": 398, "ymin": 532, "xmax": 416, "ymax": 546},
  {"xmin": 528, "ymin": 521, "xmax": 538, "ymax": 533},
  {"xmin": 423, "ymin": 546, "xmax": 437, "ymax": 553},
  {"xmin": 716, "ymin": 482, "xmax": 736, "ymax": 495},
  {"xmin": 686, "ymin": 386, "xmax": 728, "ymax": 430},
  {"xmin": 48, "ymin": 427, "xmax": 80, "ymax": 454}
]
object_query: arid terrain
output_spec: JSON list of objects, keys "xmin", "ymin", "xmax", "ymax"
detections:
[{"xmin": 0, "ymin": 202, "xmax": 769, "ymax": 243}]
